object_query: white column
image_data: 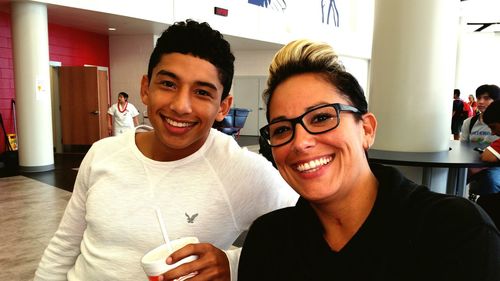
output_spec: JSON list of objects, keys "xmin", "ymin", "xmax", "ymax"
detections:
[
  {"xmin": 369, "ymin": 0, "xmax": 459, "ymax": 152},
  {"xmin": 11, "ymin": 2, "xmax": 54, "ymax": 172}
]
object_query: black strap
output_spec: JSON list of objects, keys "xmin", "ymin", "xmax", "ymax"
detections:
[{"xmin": 469, "ymin": 114, "xmax": 479, "ymax": 135}]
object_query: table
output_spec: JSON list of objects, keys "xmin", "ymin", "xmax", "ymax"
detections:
[{"xmin": 368, "ymin": 140, "xmax": 500, "ymax": 197}]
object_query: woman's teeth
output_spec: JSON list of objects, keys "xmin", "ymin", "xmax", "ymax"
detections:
[{"xmin": 296, "ymin": 156, "xmax": 332, "ymax": 172}]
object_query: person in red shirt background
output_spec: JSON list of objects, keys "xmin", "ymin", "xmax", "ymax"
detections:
[{"xmin": 468, "ymin": 94, "xmax": 479, "ymax": 116}]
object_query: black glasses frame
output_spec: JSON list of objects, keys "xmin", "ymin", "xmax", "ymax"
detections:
[{"xmin": 260, "ymin": 103, "xmax": 361, "ymax": 147}]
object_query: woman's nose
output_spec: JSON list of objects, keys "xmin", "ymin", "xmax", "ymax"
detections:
[{"xmin": 291, "ymin": 123, "xmax": 315, "ymax": 152}]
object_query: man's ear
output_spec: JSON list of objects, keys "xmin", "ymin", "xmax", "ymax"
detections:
[
  {"xmin": 216, "ymin": 95, "xmax": 233, "ymax": 122},
  {"xmin": 361, "ymin": 112, "xmax": 377, "ymax": 150},
  {"xmin": 140, "ymin": 75, "xmax": 150, "ymax": 106}
]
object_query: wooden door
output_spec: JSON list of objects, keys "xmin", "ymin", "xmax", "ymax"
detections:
[
  {"xmin": 97, "ymin": 70, "xmax": 110, "ymax": 138},
  {"xmin": 59, "ymin": 66, "xmax": 101, "ymax": 145}
]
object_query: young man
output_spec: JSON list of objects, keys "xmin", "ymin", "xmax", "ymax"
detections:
[
  {"xmin": 35, "ymin": 20, "xmax": 297, "ymax": 281},
  {"xmin": 460, "ymin": 84, "xmax": 500, "ymax": 144},
  {"xmin": 460, "ymin": 84, "xmax": 500, "ymax": 195},
  {"xmin": 481, "ymin": 100, "xmax": 500, "ymax": 162},
  {"xmin": 107, "ymin": 91, "xmax": 140, "ymax": 136}
]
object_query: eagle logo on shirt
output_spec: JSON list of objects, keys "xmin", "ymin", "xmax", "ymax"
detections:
[{"xmin": 185, "ymin": 212, "xmax": 198, "ymax": 223}]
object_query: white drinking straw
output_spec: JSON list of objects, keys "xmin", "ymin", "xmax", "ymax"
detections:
[{"xmin": 155, "ymin": 208, "xmax": 173, "ymax": 252}]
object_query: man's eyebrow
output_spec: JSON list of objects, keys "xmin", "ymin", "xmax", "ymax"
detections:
[
  {"xmin": 195, "ymin": 81, "xmax": 218, "ymax": 91},
  {"xmin": 156, "ymin": 70, "xmax": 218, "ymax": 91},
  {"xmin": 156, "ymin": 69, "xmax": 177, "ymax": 79}
]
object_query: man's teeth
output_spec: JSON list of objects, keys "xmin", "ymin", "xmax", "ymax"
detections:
[
  {"xmin": 166, "ymin": 118, "xmax": 192, "ymax": 128},
  {"xmin": 296, "ymin": 156, "xmax": 332, "ymax": 172}
]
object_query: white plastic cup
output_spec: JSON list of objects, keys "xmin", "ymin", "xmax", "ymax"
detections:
[{"xmin": 141, "ymin": 236, "xmax": 199, "ymax": 281}]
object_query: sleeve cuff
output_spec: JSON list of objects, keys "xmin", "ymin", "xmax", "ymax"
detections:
[{"xmin": 486, "ymin": 146, "xmax": 500, "ymax": 160}]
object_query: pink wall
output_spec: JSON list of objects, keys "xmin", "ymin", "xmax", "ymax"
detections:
[
  {"xmin": 0, "ymin": 11, "xmax": 109, "ymax": 153},
  {"xmin": 0, "ymin": 12, "xmax": 15, "ymax": 152}
]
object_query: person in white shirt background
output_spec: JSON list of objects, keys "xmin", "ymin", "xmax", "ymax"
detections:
[{"xmin": 107, "ymin": 91, "xmax": 140, "ymax": 135}]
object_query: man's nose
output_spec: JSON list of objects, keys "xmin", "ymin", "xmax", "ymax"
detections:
[{"xmin": 170, "ymin": 89, "xmax": 192, "ymax": 114}]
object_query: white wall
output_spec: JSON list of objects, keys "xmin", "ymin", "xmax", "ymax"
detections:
[
  {"xmin": 109, "ymin": 34, "xmax": 156, "ymax": 124},
  {"xmin": 455, "ymin": 32, "xmax": 500, "ymax": 97},
  {"xmin": 233, "ymin": 50, "xmax": 278, "ymax": 76},
  {"xmin": 233, "ymin": 51, "xmax": 370, "ymax": 94}
]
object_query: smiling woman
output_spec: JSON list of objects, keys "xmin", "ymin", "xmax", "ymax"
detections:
[{"xmin": 238, "ymin": 39, "xmax": 500, "ymax": 281}]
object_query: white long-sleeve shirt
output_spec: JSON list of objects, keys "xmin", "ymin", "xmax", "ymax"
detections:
[{"xmin": 34, "ymin": 126, "xmax": 298, "ymax": 281}]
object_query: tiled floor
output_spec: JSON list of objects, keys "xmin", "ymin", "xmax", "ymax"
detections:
[
  {"xmin": 0, "ymin": 176, "xmax": 71, "ymax": 281},
  {"xmin": 0, "ymin": 135, "xmax": 260, "ymax": 280}
]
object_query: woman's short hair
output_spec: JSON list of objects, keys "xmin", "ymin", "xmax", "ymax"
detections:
[{"xmin": 263, "ymin": 39, "xmax": 368, "ymax": 122}]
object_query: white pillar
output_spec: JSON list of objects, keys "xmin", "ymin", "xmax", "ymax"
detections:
[
  {"xmin": 11, "ymin": 2, "xmax": 54, "ymax": 172},
  {"xmin": 369, "ymin": 0, "xmax": 459, "ymax": 152}
]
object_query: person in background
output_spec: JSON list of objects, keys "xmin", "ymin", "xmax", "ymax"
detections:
[
  {"xmin": 469, "ymin": 94, "xmax": 479, "ymax": 116},
  {"xmin": 451, "ymin": 89, "xmax": 466, "ymax": 140},
  {"xmin": 107, "ymin": 91, "xmax": 140, "ymax": 135},
  {"xmin": 460, "ymin": 84, "xmax": 500, "ymax": 196},
  {"xmin": 35, "ymin": 20, "xmax": 297, "ymax": 281},
  {"xmin": 238, "ymin": 39, "xmax": 500, "ymax": 281},
  {"xmin": 461, "ymin": 84, "xmax": 500, "ymax": 144},
  {"xmin": 481, "ymin": 100, "xmax": 500, "ymax": 163}
]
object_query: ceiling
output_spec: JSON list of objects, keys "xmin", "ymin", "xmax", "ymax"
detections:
[
  {"xmin": 0, "ymin": 1, "xmax": 283, "ymax": 51},
  {"xmin": 44, "ymin": 4, "xmax": 283, "ymax": 51},
  {"xmin": 461, "ymin": 0, "xmax": 500, "ymax": 32}
]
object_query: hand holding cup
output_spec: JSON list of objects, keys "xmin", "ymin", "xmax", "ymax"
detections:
[{"xmin": 141, "ymin": 236, "xmax": 199, "ymax": 281}]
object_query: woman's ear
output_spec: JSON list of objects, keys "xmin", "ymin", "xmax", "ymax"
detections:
[
  {"xmin": 216, "ymin": 95, "xmax": 233, "ymax": 122},
  {"xmin": 361, "ymin": 113, "xmax": 377, "ymax": 150}
]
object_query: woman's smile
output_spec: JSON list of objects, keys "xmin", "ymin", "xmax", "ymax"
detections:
[{"xmin": 294, "ymin": 155, "xmax": 334, "ymax": 173}]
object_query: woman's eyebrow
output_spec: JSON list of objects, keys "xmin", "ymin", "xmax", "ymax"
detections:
[{"xmin": 269, "ymin": 103, "xmax": 329, "ymax": 123}]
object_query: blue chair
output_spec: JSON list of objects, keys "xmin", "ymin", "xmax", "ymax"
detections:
[{"xmin": 214, "ymin": 108, "xmax": 251, "ymax": 138}]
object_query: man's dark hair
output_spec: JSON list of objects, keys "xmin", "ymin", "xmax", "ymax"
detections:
[
  {"xmin": 454, "ymin": 89, "xmax": 460, "ymax": 98},
  {"xmin": 118, "ymin": 92, "xmax": 128, "ymax": 100},
  {"xmin": 147, "ymin": 19, "xmax": 235, "ymax": 100},
  {"xmin": 476, "ymin": 84, "xmax": 500, "ymax": 101},
  {"xmin": 483, "ymin": 100, "xmax": 500, "ymax": 125}
]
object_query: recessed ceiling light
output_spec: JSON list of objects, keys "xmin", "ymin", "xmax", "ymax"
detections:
[{"xmin": 108, "ymin": 27, "xmax": 116, "ymax": 31}]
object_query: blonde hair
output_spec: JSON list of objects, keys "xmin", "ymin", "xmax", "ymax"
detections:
[
  {"xmin": 263, "ymin": 39, "xmax": 368, "ymax": 121},
  {"xmin": 269, "ymin": 39, "xmax": 343, "ymax": 77},
  {"xmin": 263, "ymin": 39, "xmax": 344, "ymax": 106}
]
